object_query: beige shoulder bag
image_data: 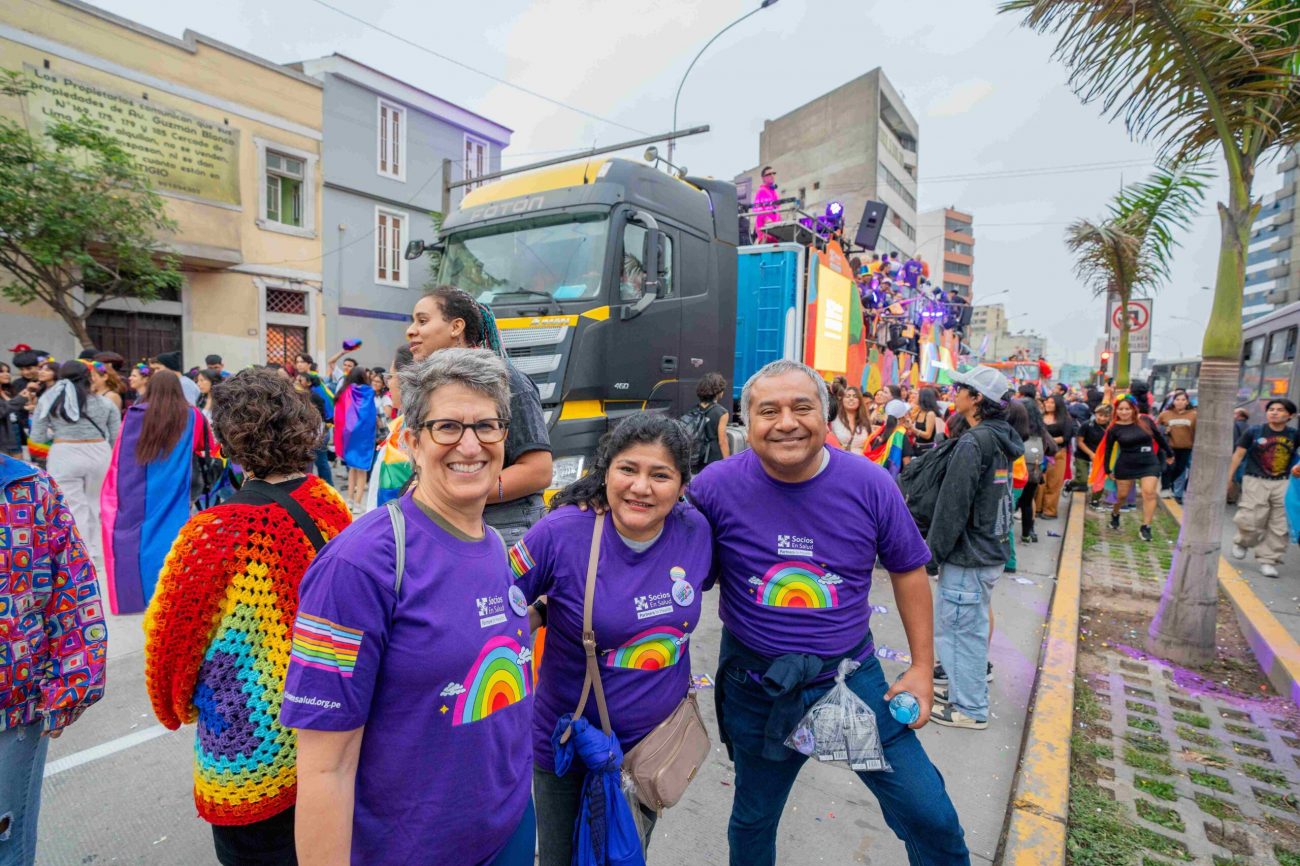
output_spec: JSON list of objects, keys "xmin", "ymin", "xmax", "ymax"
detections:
[{"xmin": 561, "ymin": 514, "xmax": 711, "ymax": 812}]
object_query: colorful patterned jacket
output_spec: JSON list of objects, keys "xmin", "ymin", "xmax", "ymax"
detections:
[
  {"xmin": 0, "ymin": 454, "xmax": 108, "ymax": 733},
  {"xmin": 144, "ymin": 475, "xmax": 351, "ymax": 826}
]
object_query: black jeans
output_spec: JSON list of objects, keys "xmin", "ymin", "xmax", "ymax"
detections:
[
  {"xmin": 1162, "ymin": 447, "xmax": 1192, "ymax": 491},
  {"xmin": 1019, "ymin": 480, "xmax": 1038, "ymax": 537},
  {"xmin": 211, "ymin": 807, "xmax": 296, "ymax": 866}
]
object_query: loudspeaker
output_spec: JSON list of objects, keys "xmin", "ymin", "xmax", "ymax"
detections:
[{"xmin": 854, "ymin": 201, "xmax": 888, "ymax": 250}]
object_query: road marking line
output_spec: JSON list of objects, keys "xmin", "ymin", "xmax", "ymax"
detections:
[{"xmin": 44, "ymin": 725, "xmax": 171, "ymax": 778}]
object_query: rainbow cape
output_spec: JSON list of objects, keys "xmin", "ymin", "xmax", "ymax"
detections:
[
  {"xmin": 25, "ymin": 439, "xmax": 50, "ymax": 462},
  {"xmin": 333, "ymin": 383, "xmax": 377, "ymax": 472},
  {"xmin": 101, "ymin": 405, "xmax": 215, "ymax": 614},
  {"xmin": 864, "ymin": 427, "xmax": 907, "ymax": 470}
]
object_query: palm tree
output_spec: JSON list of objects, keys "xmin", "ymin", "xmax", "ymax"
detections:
[
  {"xmin": 1000, "ymin": 0, "xmax": 1300, "ymax": 664},
  {"xmin": 1066, "ymin": 162, "xmax": 1209, "ymax": 389}
]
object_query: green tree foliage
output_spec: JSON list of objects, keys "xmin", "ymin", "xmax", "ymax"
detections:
[
  {"xmin": 1066, "ymin": 161, "xmax": 1208, "ymax": 388},
  {"xmin": 0, "ymin": 70, "xmax": 181, "ymax": 349}
]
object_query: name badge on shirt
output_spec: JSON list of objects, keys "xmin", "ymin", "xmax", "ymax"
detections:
[{"xmin": 508, "ymin": 585, "xmax": 528, "ymax": 617}]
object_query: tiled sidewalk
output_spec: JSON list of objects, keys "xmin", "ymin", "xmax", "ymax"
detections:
[{"xmin": 1072, "ymin": 506, "xmax": 1300, "ymax": 865}]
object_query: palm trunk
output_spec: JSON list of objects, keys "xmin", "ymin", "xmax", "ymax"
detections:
[
  {"xmin": 1116, "ymin": 285, "xmax": 1133, "ymax": 390},
  {"xmin": 1147, "ymin": 178, "xmax": 1254, "ymax": 664}
]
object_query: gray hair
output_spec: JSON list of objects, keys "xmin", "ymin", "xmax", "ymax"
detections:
[
  {"xmin": 398, "ymin": 348, "xmax": 511, "ymax": 431},
  {"xmin": 739, "ymin": 360, "xmax": 831, "ymax": 426}
]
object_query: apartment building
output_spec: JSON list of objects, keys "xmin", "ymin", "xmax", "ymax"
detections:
[
  {"xmin": 917, "ymin": 207, "xmax": 974, "ymax": 298},
  {"xmin": 1244, "ymin": 147, "xmax": 1299, "ymax": 322}
]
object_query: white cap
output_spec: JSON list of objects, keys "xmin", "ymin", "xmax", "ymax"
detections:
[
  {"xmin": 949, "ymin": 365, "xmax": 1011, "ymax": 402},
  {"xmin": 885, "ymin": 399, "xmax": 910, "ymax": 419}
]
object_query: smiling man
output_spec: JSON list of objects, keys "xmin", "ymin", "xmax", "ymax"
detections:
[{"xmin": 688, "ymin": 359, "xmax": 969, "ymax": 866}]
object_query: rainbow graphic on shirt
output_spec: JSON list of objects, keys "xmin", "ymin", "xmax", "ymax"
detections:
[
  {"xmin": 605, "ymin": 626, "xmax": 687, "ymax": 670},
  {"xmin": 449, "ymin": 635, "xmax": 532, "ymax": 726},
  {"xmin": 509, "ymin": 540, "xmax": 535, "ymax": 580},
  {"xmin": 749, "ymin": 562, "xmax": 841, "ymax": 609},
  {"xmin": 290, "ymin": 613, "xmax": 364, "ymax": 677}
]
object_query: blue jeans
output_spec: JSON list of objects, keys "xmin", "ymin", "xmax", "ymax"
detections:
[
  {"xmin": 720, "ymin": 653, "xmax": 969, "ymax": 866},
  {"xmin": 0, "ymin": 725, "xmax": 50, "ymax": 866},
  {"xmin": 936, "ymin": 562, "xmax": 1001, "ymax": 722},
  {"xmin": 312, "ymin": 448, "xmax": 335, "ymax": 487}
]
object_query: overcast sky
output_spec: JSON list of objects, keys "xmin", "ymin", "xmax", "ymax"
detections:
[{"xmin": 95, "ymin": 0, "xmax": 1288, "ymax": 366}]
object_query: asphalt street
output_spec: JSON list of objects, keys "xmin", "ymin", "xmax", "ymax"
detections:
[{"xmin": 34, "ymin": 497, "xmax": 1067, "ymax": 866}]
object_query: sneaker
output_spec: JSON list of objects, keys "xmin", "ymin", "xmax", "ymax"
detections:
[
  {"xmin": 1139, "ymin": 525, "xmax": 1153, "ymax": 542},
  {"xmin": 932, "ymin": 663, "xmax": 993, "ymax": 687},
  {"xmin": 1261, "ymin": 563, "xmax": 1280, "ymax": 578},
  {"xmin": 1110, "ymin": 513, "xmax": 1120, "ymax": 531},
  {"xmin": 1231, "ymin": 544, "xmax": 1247, "ymax": 560},
  {"xmin": 930, "ymin": 704, "xmax": 988, "ymax": 730}
]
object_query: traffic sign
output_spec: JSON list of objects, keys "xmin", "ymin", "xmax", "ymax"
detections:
[{"xmin": 1106, "ymin": 296, "xmax": 1153, "ymax": 353}]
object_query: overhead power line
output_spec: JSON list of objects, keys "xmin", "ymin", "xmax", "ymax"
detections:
[{"xmin": 306, "ymin": 0, "xmax": 648, "ymax": 136}]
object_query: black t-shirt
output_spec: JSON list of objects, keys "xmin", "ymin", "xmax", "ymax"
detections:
[
  {"xmin": 483, "ymin": 363, "xmax": 553, "ymax": 518},
  {"xmin": 697, "ymin": 402, "xmax": 729, "ymax": 467},
  {"xmin": 1237, "ymin": 424, "xmax": 1300, "ymax": 479},
  {"xmin": 1108, "ymin": 421, "xmax": 1166, "ymax": 478},
  {"xmin": 1079, "ymin": 421, "xmax": 1106, "ymax": 458}
]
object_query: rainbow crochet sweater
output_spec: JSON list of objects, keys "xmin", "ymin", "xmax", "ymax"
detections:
[{"xmin": 144, "ymin": 475, "xmax": 351, "ymax": 826}]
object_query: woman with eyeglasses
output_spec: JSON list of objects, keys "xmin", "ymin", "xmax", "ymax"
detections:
[{"xmin": 285, "ymin": 349, "xmax": 536, "ymax": 866}]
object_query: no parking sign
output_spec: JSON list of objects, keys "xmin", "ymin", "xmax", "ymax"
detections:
[{"xmin": 1107, "ymin": 296, "xmax": 1152, "ymax": 353}]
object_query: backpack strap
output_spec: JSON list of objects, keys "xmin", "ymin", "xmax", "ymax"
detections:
[
  {"xmin": 243, "ymin": 479, "xmax": 327, "ymax": 552},
  {"xmin": 386, "ymin": 499, "xmax": 406, "ymax": 597}
]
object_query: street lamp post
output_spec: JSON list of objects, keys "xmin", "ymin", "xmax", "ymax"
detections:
[{"xmin": 668, "ymin": 0, "xmax": 779, "ymax": 166}]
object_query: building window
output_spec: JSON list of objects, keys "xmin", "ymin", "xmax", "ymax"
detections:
[
  {"xmin": 267, "ymin": 324, "xmax": 309, "ymax": 368},
  {"xmin": 889, "ymin": 211, "xmax": 916, "ymax": 241},
  {"xmin": 946, "ymin": 217, "xmax": 971, "ymax": 234},
  {"xmin": 376, "ymin": 207, "xmax": 407, "ymax": 287},
  {"xmin": 265, "ymin": 151, "xmax": 304, "ymax": 227},
  {"xmin": 947, "ymin": 261, "xmax": 972, "ymax": 276},
  {"xmin": 266, "ymin": 287, "xmax": 308, "ymax": 315},
  {"xmin": 256, "ymin": 139, "xmax": 317, "ymax": 239},
  {"xmin": 944, "ymin": 238, "xmax": 973, "ymax": 256},
  {"xmin": 876, "ymin": 163, "xmax": 916, "ymax": 210},
  {"xmin": 378, "ymin": 99, "xmax": 405, "ymax": 181},
  {"xmin": 464, "ymin": 135, "xmax": 488, "ymax": 191}
]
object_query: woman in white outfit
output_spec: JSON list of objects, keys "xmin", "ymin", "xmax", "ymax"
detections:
[{"xmin": 30, "ymin": 360, "xmax": 120, "ymax": 557}]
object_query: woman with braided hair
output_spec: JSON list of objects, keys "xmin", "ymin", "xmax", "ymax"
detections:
[{"xmin": 405, "ymin": 286, "xmax": 553, "ymax": 543}]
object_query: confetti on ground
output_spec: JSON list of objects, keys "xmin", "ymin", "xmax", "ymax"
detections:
[
  {"xmin": 691, "ymin": 674, "xmax": 715, "ymax": 689},
  {"xmin": 1013, "ymin": 577, "xmax": 1036, "ymax": 585}
]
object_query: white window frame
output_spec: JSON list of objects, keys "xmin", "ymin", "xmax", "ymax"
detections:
[
  {"xmin": 463, "ymin": 133, "xmax": 489, "ymax": 193},
  {"xmin": 255, "ymin": 138, "xmax": 317, "ymax": 239},
  {"xmin": 375, "ymin": 205, "xmax": 409, "ymax": 288},
  {"xmin": 377, "ymin": 98, "xmax": 406, "ymax": 182}
]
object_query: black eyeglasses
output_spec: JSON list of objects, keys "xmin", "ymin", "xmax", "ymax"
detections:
[{"xmin": 417, "ymin": 418, "xmax": 510, "ymax": 445}]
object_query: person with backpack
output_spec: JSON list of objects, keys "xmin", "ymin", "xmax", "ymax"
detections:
[
  {"xmin": 681, "ymin": 372, "xmax": 731, "ymax": 473},
  {"xmin": 144, "ymin": 369, "xmax": 351, "ymax": 866},
  {"xmin": 924, "ymin": 366, "xmax": 1022, "ymax": 730}
]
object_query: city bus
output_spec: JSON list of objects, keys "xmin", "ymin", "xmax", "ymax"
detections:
[
  {"xmin": 1238, "ymin": 301, "xmax": 1300, "ymax": 422},
  {"xmin": 1148, "ymin": 357, "xmax": 1200, "ymax": 404}
]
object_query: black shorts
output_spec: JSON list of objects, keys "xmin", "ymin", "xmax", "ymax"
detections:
[{"xmin": 1113, "ymin": 465, "xmax": 1162, "ymax": 481}]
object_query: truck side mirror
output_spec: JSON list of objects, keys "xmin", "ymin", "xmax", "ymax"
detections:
[{"xmin": 641, "ymin": 229, "xmax": 663, "ymax": 297}]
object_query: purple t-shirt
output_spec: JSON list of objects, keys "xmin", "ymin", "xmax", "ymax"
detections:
[
  {"xmin": 688, "ymin": 447, "xmax": 931, "ymax": 659},
  {"xmin": 511, "ymin": 505, "xmax": 712, "ymax": 772},
  {"xmin": 901, "ymin": 259, "xmax": 923, "ymax": 288},
  {"xmin": 281, "ymin": 495, "xmax": 533, "ymax": 866}
]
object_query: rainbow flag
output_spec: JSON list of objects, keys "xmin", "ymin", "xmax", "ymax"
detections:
[
  {"xmin": 333, "ymin": 383, "xmax": 377, "ymax": 472},
  {"xmin": 864, "ymin": 427, "xmax": 907, "ymax": 472},
  {"xmin": 365, "ymin": 415, "xmax": 413, "ymax": 511},
  {"xmin": 25, "ymin": 439, "xmax": 50, "ymax": 462}
]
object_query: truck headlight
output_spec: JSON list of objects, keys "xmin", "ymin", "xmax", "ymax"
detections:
[{"xmin": 550, "ymin": 456, "xmax": 585, "ymax": 489}]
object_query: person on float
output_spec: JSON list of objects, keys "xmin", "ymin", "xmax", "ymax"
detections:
[
  {"xmin": 285, "ymin": 349, "xmax": 535, "ymax": 866},
  {"xmin": 751, "ymin": 166, "xmax": 780, "ymax": 243}
]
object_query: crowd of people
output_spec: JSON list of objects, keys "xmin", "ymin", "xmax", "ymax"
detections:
[{"xmin": 4, "ymin": 282, "xmax": 1296, "ymax": 866}]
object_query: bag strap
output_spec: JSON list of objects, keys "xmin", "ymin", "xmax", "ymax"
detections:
[
  {"xmin": 562, "ymin": 514, "xmax": 611, "ymax": 741},
  {"xmin": 243, "ymin": 479, "xmax": 327, "ymax": 552},
  {"xmin": 386, "ymin": 499, "xmax": 406, "ymax": 597}
]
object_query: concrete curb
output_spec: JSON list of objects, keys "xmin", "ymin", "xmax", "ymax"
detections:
[
  {"xmin": 1162, "ymin": 498, "xmax": 1300, "ymax": 706},
  {"xmin": 999, "ymin": 491, "xmax": 1083, "ymax": 866}
]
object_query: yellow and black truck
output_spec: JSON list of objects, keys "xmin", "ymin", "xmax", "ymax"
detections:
[{"xmin": 434, "ymin": 157, "xmax": 740, "ymax": 493}]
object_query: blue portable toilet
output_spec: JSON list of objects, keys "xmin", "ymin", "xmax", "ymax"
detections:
[{"xmin": 733, "ymin": 243, "xmax": 807, "ymax": 402}]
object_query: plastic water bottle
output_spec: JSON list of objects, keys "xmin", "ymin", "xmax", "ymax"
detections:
[{"xmin": 889, "ymin": 691, "xmax": 921, "ymax": 725}]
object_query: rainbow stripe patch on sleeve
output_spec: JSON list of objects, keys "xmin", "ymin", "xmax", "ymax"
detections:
[
  {"xmin": 508, "ymin": 541, "xmax": 535, "ymax": 580},
  {"xmin": 290, "ymin": 613, "xmax": 364, "ymax": 677}
]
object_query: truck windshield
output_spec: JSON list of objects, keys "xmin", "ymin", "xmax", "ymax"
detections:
[{"xmin": 438, "ymin": 212, "xmax": 609, "ymax": 303}]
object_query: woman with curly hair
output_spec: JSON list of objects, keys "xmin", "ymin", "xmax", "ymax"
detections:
[{"xmin": 144, "ymin": 368, "xmax": 351, "ymax": 866}]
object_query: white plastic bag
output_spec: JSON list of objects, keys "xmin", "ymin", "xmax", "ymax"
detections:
[{"xmin": 784, "ymin": 659, "xmax": 892, "ymax": 773}]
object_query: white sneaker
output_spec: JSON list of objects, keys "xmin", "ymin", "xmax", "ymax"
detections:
[
  {"xmin": 1261, "ymin": 564, "xmax": 1280, "ymax": 578},
  {"xmin": 1232, "ymin": 544, "xmax": 1247, "ymax": 560}
]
